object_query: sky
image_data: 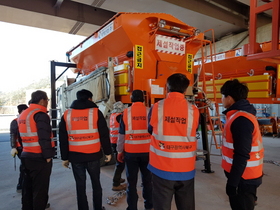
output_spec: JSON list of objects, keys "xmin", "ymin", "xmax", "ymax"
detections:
[{"xmin": 0, "ymin": 21, "xmax": 86, "ymax": 93}]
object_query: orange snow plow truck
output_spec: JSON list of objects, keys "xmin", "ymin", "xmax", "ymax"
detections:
[
  {"xmin": 52, "ymin": 9, "xmax": 280, "ymax": 170},
  {"xmin": 60, "ymin": 12, "xmax": 205, "ymax": 115}
]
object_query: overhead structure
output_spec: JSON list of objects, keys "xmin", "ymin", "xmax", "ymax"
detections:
[
  {"xmin": 163, "ymin": 0, "xmax": 250, "ymax": 29},
  {"xmin": 0, "ymin": 0, "xmax": 272, "ymax": 40},
  {"xmin": 0, "ymin": 0, "xmax": 116, "ymax": 36},
  {"xmin": 0, "ymin": 0, "xmax": 115, "ymax": 24}
]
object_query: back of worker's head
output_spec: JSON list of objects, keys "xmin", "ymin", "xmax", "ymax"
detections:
[
  {"xmin": 76, "ymin": 89, "xmax": 93, "ymax": 101},
  {"xmin": 220, "ymin": 79, "xmax": 248, "ymax": 102},
  {"xmin": 113, "ymin": 101, "xmax": 124, "ymax": 113},
  {"xmin": 17, "ymin": 104, "xmax": 28, "ymax": 114},
  {"xmin": 131, "ymin": 90, "xmax": 144, "ymax": 103},
  {"xmin": 167, "ymin": 73, "xmax": 190, "ymax": 93},
  {"xmin": 30, "ymin": 90, "xmax": 48, "ymax": 104}
]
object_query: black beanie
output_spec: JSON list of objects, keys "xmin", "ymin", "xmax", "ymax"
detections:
[
  {"xmin": 76, "ymin": 89, "xmax": 93, "ymax": 101},
  {"xmin": 131, "ymin": 90, "xmax": 144, "ymax": 102},
  {"xmin": 17, "ymin": 104, "xmax": 28, "ymax": 114}
]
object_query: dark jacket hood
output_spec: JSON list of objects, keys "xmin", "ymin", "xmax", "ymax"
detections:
[
  {"xmin": 222, "ymin": 99, "xmax": 256, "ymax": 116},
  {"xmin": 70, "ymin": 99, "xmax": 98, "ymax": 109}
]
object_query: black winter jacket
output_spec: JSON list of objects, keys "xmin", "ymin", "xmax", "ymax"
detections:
[
  {"xmin": 59, "ymin": 99, "xmax": 112, "ymax": 163},
  {"xmin": 10, "ymin": 119, "xmax": 21, "ymax": 148},
  {"xmin": 222, "ymin": 99, "xmax": 262, "ymax": 187}
]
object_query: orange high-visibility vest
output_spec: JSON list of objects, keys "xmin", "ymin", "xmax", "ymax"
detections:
[
  {"xmin": 64, "ymin": 108, "xmax": 101, "ymax": 154},
  {"xmin": 122, "ymin": 102, "xmax": 150, "ymax": 153},
  {"xmin": 110, "ymin": 113, "xmax": 121, "ymax": 144},
  {"xmin": 149, "ymin": 92, "xmax": 199, "ymax": 173},
  {"xmin": 18, "ymin": 104, "xmax": 54, "ymax": 153},
  {"xmin": 13, "ymin": 118, "xmax": 21, "ymax": 148},
  {"xmin": 222, "ymin": 110, "xmax": 264, "ymax": 179}
]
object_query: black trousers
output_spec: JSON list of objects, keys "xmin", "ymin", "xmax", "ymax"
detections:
[
  {"xmin": 16, "ymin": 148, "xmax": 24, "ymax": 188},
  {"xmin": 125, "ymin": 154, "xmax": 153, "ymax": 210},
  {"xmin": 71, "ymin": 160, "xmax": 103, "ymax": 210},
  {"xmin": 112, "ymin": 143, "xmax": 125, "ymax": 186},
  {"xmin": 21, "ymin": 158, "xmax": 52, "ymax": 210},
  {"xmin": 152, "ymin": 174, "xmax": 195, "ymax": 210},
  {"xmin": 228, "ymin": 181, "xmax": 258, "ymax": 210}
]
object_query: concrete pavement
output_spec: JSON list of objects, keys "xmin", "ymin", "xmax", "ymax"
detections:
[{"xmin": 0, "ymin": 132, "xmax": 279, "ymax": 210}]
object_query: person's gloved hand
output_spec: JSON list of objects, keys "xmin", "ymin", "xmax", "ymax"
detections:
[
  {"xmin": 105, "ymin": 154, "xmax": 112, "ymax": 162},
  {"xmin": 226, "ymin": 183, "xmax": 237, "ymax": 196},
  {"xmin": 62, "ymin": 160, "xmax": 70, "ymax": 169},
  {"xmin": 11, "ymin": 148, "xmax": 18, "ymax": 157},
  {"xmin": 117, "ymin": 152, "xmax": 124, "ymax": 163}
]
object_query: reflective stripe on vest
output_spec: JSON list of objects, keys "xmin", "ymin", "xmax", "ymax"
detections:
[
  {"xmin": 155, "ymin": 100, "xmax": 196, "ymax": 142},
  {"xmin": 149, "ymin": 97, "xmax": 198, "ymax": 173},
  {"xmin": 124, "ymin": 104, "xmax": 150, "ymax": 153},
  {"xmin": 21, "ymin": 108, "xmax": 41, "ymax": 151},
  {"xmin": 222, "ymin": 155, "xmax": 263, "ymax": 167},
  {"xmin": 110, "ymin": 113, "xmax": 121, "ymax": 144},
  {"xmin": 223, "ymin": 141, "xmax": 263, "ymax": 152},
  {"xmin": 19, "ymin": 106, "xmax": 54, "ymax": 153},
  {"xmin": 222, "ymin": 110, "xmax": 264, "ymax": 179},
  {"xmin": 150, "ymin": 144, "xmax": 196, "ymax": 158},
  {"xmin": 152, "ymin": 133, "xmax": 196, "ymax": 142},
  {"xmin": 64, "ymin": 108, "xmax": 101, "ymax": 153}
]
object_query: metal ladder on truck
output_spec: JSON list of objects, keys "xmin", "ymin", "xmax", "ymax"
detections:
[
  {"xmin": 195, "ymin": 28, "xmax": 225, "ymax": 172},
  {"xmin": 206, "ymin": 103, "xmax": 224, "ymax": 155},
  {"xmin": 50, "ymin": 60, "xmax": 77, "ymax": 159},
  {"xmin": 197, "ymin": 28, "xmax": 224, "ymax": 156},
  {"xmin": 49, "ymin": 108, "xmax": 62, "ymax": 159}
]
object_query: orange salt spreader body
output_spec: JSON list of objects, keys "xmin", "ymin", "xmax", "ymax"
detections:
[
  {"xmin": 194, "ymin": 41, "xmax": 280, "ymax": 105},
  {"xmin": 66, "ymin": 12, "xmax": 205, "ymax": 105}
]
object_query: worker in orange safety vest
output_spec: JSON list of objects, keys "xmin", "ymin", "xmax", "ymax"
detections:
[
  {"xmin": 59, "ymin": 89, "xmax": 112, "ymax": 210},
  {"xmin": 220, "ymin": 79, "xmax": 264, "ymax": 210},
  {"xmin": 18, "ymin": 90, "xmax": 55, "ymax": 210},
  {"xmin": 110, "ymin": 101, "xmax": 126, "ymax": 191},
  {"xmin": 147, "ymin": 73, "xmax": 199, "ymax": 210},
  {"xmin": 117, "ymin": 89, "xmax": 153, "ymax": 210},
  {"xmin": 10, "ymin": 104, "xmax": 28, "ymax": 193}
]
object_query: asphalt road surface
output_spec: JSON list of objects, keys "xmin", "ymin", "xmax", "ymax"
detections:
[{"xmin": 0, "ymin": 132, "xmax": 9, "ymax": 142}]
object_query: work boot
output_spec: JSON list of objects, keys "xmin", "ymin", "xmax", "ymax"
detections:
[
  {"xmin": 112, "ymin": 184, "xmax": 126, "ymax": 191},
  {"xmin": 16, "ymin": 184, "xmax": 22, "ymax": 193},
  {"xmin": 120, "ymin": 178, "xmax": 125, "ymax": 183},
  {"xmin": 45, "ymin": 203, "xmax": 50, "ymax": 209}
]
